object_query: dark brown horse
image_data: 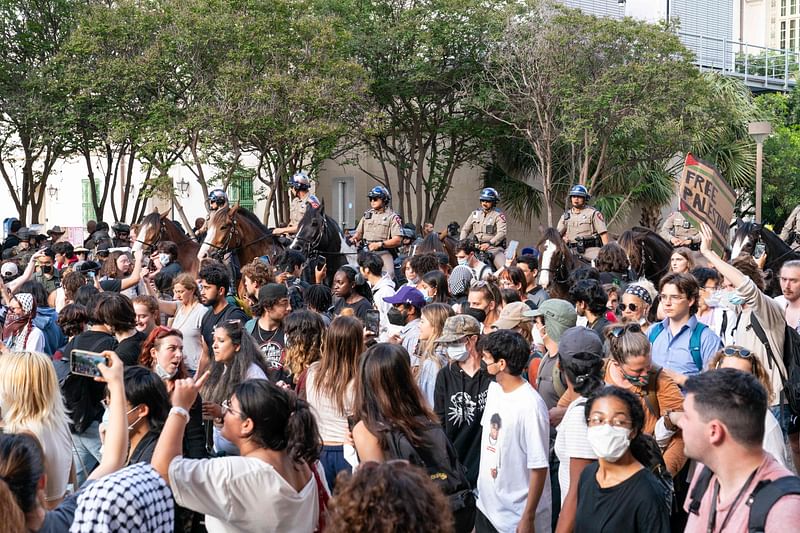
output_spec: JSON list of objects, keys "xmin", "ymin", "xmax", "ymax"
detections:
[
  {"xmin": 536, "ymin": 227, "xmax": 583, "ymax": 300},
  {"xmin": 414, "ymin": 232, "xmax": 458, "ymax": 267},
  {"xmin": 198, "ymin": 205, "xmax": 284, "ymax": 267},
  {"xmin": 617, "ymin": 227, "xmax": 674, "ymax": 286},
  {"xmin": 133, "ymin": 211, "xmax": 200, "ymax": 276}
]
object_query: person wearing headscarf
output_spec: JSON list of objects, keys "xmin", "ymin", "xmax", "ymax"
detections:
[
  {"xmin": 1, "ymin": 292, "xmax": 45, "ymax": 352},
  {"xmin": 448, "ymin": 264, "xmax": 474, "ymax": 314}
]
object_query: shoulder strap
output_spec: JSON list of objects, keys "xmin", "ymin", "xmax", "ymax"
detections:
[
  {"xmin": 643, "ymin": 365, "xmax": 662, "ymax": 418},
  {"xmin": 748, "ymin": 475, "xmax": 800, "ymax": 533},
  {"xmin": 689, "ymin": 322, "xmax": 708, "ymax": 372},
  {"xmin": 750, "ymin": 315, "xmax": 787, "ymax": 381},
  {"xmin": 552, "ymin": 360, "xmax": 566, "ymax": 398},
  {"xmin": 688, "ymin": 466, "xmax": 715, "ymax": 515},
  {"xmin": 648, "ymin": 322, "xmax": 665, "ymax": 343}
]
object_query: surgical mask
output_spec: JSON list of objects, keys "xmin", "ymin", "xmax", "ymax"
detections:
[
  {"xmin": 464, "ymin": 306, "xmax": 486, "ymax": 324},
  {"xmin": 447, "ymin": 342, "xmax": 469, "ymax": 362},
  {"xmin": 407, "ymin": 275, "xmax": 419, "ymax": 285},
  {"xmin": 587, "ymin": 424, "xmax": 631, "ymax": 462},
  {"xmin": 155, "ymin": 362, "xmax": 178, "ymax": 380},
  {"xmin": 158, "ymin": 253, "xmax": 171, "ymax": 266},
  {"xmin": 40, "ymin": 264, "xmax": 53, "ymax": 274},
  {"xmin": 704, "ymin": 290, "xmax": 722, "ymax": 308},
  {"xmin": 532, "ymin": 324, "xmax": 545, "ymax": 346},
  {"xmin": 424, "ymin": 292, "xmax": 434, "ymax": 303},
  {"xmin": 727, "ymin": 292, "xmax": 746, "ymax": 306},
  {"xmin": 387, "ymin": 307, "xmax": 407, "ymax": 326},
  {"xmin": 457, "ymin": 258, "xmax": 468, "ymax": 267}
]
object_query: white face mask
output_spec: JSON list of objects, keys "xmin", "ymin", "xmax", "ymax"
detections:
[
  {"xmin": 532, "ymin": 324, "xmax": 545, "ymax": 346},
  {"xmin": 158, "ymin": 253, "xmax": 171, "ymax": 266},
  {"xmin": 587, "ymin": 424, "xmax": 631, "ymax": 462},
  {"xmin": 155, "ymin": 362, "xmax": 178, "ymax": 380},
  {"xmin": 457, "ymin": 258, "xmax": 468, "ymax": 267},
  {"xmin": 446, "ymin": 342, "xmax": 469, "ymax": 362}
]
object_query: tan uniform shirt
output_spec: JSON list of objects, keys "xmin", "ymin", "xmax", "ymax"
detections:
[
  {"xmin": 288, "ymin": 194, "xmax": 320, "ymax": 227},
  {"xmin": 459, "ymin": 208, "xmax": 507, "ymax": 245},
  {"xmin": 659, "ymin": 211, "xmax": 700, "ymax": 245},
  {"xmin": 780, "ymin": 204, "xmax": 800, "ymax": 249},
  {"xmin": 557, "ymin": 206, "xmax": 607, "ymax": 243},
  {"xmin": 355, "ymin": 208, "xmax": 403, "ymax": 242}
]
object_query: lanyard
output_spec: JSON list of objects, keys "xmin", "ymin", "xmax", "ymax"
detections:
[{"xmin": 706, "ymin": 468, "xmax": 759, "ymax": 533}]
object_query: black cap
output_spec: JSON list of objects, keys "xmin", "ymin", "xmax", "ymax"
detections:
[{"xmin": 257, "ymin": 283, "xmax": 288, "ymax": 304}]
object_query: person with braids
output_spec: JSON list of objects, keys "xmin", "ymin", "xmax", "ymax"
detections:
[
  {"xmin": 574, "ymin": 386, "xmax": 671, "ymax": 532},
  {"xmin": 152, "ymin": 376, "xmax": 323, "ymax": 533},
  {"xmin": 327, "ymin": 461, "xmax": 455, "ymax": 533},
  {"xmin": 201, "ymin": 320, "xmax": 270, "ymax": 456},
  {"xmin": 603, "ymin": 322, "xmax": 686, "ymax": 477},
  {"xmin": 306, "ymin": 316, "xmax": 364, "ymax": 490},
  {"xmin": 281, "ymin": 310, "xmax": 325, "ymax": 395},
  {"xmin": 553, "ymin": 327, "xmax": 606, "ymax": 533},
  {"xmin": 0, "ymin": 292, "xmax": 45, "ymax": 352},
  {"xmin": 352, "ymin": 343, "xmax": 475, "ymax": 532}
]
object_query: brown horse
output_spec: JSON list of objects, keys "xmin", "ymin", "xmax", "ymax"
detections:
[
  {"xmin": 197, "ymin": 205, "xmax": 284, "ymax": 268},
  {"xmin": 133, "ymin": 211, "xmax": 200, "ymax": 276},
  {"xmin": 414, "ymin": 232, "xmax": 458, "ymax": 267}
]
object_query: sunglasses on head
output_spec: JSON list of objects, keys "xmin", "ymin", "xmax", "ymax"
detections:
[
  {"xmin": 617, "ymin": 302, "xmax": 639, "ymax": 313},
  {"xmin": 610, "ymin": 323, "xmax": 642, "ymax": 338},
  {"xmin": 722, "ymin": 346, "xmax": 752, "ymax": 358}
]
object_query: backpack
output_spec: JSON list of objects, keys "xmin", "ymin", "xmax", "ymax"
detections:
[
  {"xmin": 688, "ymin": 465, "xmax": 800, "ymax": 533},
  {"xmin": 750, "ymin": 315, "xmax": 800, "ymax": 415},
  {"xmin": 648, "ymin": 321, "xmax": 708, "ymax": 372}
]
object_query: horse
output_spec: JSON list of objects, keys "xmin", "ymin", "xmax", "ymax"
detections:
[
  {"xmin": 537, "ymin": 227, "xmax": 586, "ymax": 300},
  {"xmin": 198, "ymin": 205, "xmax": 285, "ymax": 269},
  {"xmin": 133, "ymin": 211, "xmax": 201, "ymax": 276},
  {"xmin": 617, "ymin": 227, "xmax": 674, "ymax": 286},
  {"xmin": 414, "ymin": 232, "xmax": 458, "ymax": 268},
  {"xmin": 730, "ymin": 220, "xmax": 800, "ymax": 296},
  {"xmin": 289, "ymin": 202, "xmax": 356, "ymax": 285}
]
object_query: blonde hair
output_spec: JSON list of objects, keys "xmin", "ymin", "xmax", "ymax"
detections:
[
  {"xmin": 709, "ymin": 347, "xmax": 775, "ymax": 404},
  {"xmin": 0, "ymin": 352, "xmax": 70, "ymax": 433},
  {"xmin": 417, "ymin": 303, "xmax": 455, "ymax": 368}
]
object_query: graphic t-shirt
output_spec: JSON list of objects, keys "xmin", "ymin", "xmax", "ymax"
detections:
[{"xmin": 254, "ymin": 324, "xmax": 288, "ymax": 383}]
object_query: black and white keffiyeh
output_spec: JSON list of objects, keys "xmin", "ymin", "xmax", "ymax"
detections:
[{"xmin": 70, "ymin": 462, "xmax": 174, "ymax": 533}]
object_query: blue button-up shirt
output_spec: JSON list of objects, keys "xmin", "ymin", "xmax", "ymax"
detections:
[{"xmin": 651, "ymin": 315, "xmax": 722, "ymax": 377}]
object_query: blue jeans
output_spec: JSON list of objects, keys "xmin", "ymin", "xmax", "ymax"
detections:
[{"xmin": 71, "ymin": 421, "xmax": 102, "ymax": 486}]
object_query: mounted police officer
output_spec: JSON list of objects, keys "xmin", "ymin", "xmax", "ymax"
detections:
[
  {"xmin": 557, "ymin": 184, "xmax": 609, "ymax": 260},
  {"xmin": 660, "ymin": 211, "xmax": 700, "ymax": 250},
  {"xmin": 351, "ymin": 186, "xmax": 402, "ymax": 278},
  {"xmin": 459, "ymin": 187, "xmax": 507, "ymax": 271},
  {"xmin": 272, "ymin": 171, "xmax": 320, "ymax": 240},
  {"xmin": 208, "ymin": 188, "xmax": 228, "ymax": 212},
  {"xmin": 780, "ymin": 203, "xmax": 800, "ymax": 251},
  {"xmin": 111, "ymin": 222, "xmax": 131, "ymax": 248}
]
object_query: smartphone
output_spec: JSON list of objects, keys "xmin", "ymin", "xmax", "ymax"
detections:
[
  {"xmin": 505, "ymin": 240, "xmax": 519, "ymax": 261},
  {"xmin": 364, "ymin": 309, "xmax": 380, "ymax": 334},
  {"xmin": 87, "ymin": 271, "xmax": 95, "ymax": 280},
  {"xmin": 754, "ymin": 242, "xmax": 766, "ymax": 259},
  {"xmin": 70, "ymin": 349, "xmax": 107, "ymax": 378},
  {"xmin": 317, "ymin": 256, "xmax": 327, "ymax": 267}
]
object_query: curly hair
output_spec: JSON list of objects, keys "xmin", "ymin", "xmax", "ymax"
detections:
[
  {"xmin": 327, "ymin": 461, "xmax": 454, "ymax": 533},
  {"xmin": 595, "ymin": 242, "xmax": 630, "ymax": 273},
  {"xmin": 283, "ymin": 310, "xmax": 324, "ymax": 378}
]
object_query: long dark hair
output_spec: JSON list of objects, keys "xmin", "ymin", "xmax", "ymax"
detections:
[
  {"xmin": 354, "ymin": 343, "xmax": 436, "ymax": 448},
  {"xmin": 561, "ymin": 351, "xmax": 605, "ymax": 397},
  {"xmin": 235, "ymin": 380, "xmax": 321, "ymax": 464},
  {"xmin": 421, "ymin": 270, "xmax": 449, "ymax": 303},
  {"xmin": 201, "ymin": 321, "xmax": 270, "ymax": 404},
  {"xmin": 0, "ymin": 433, "xmax": 44, "ymax": 529}
]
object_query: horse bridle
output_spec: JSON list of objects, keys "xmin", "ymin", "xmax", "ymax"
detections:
[
  {"xmin": 293, "ymin": 215, "xmax": 327, "ymax": 260},
  {"xmin": 539, "ymin": 248, "xmax": 572, "ymax": 285},
  {"xmin": 205, "ymin": 216, "xmax": 279, "ymax": 261},
  {"xmin": 135, "ymin": 218, "xmax": 200, "ymax": 253}
]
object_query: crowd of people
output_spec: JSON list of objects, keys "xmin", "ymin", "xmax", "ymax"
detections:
[{"xmin": 1, "ymin": 182, "xmax": 800, "ymax": 533}]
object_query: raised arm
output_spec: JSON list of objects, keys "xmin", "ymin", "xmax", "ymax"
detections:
[
  {"xmin": 89, "ymin": 351, "xmax": 129, "ymax": 480},
  {"xmin": 698, "ymin": 223, "xmax": 746, "ymax": 288}
]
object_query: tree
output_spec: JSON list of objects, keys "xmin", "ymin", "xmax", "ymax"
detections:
[{"xmin": 0, "ymin": 0, "xmax": 81, "ymax": 223}]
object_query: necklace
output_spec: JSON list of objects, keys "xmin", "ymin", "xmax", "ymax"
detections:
[
  {"xmin": 706, "ymin": 467, "xmax": 759, "ymax": 533},
  {"xmin": 256, "ymin": 322, "xmax": 279, "ymax": 345}
]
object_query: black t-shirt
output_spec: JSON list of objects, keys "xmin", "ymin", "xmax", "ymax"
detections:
[
  {"xmin": 115, "ymin": 330, "xmax": 148, "ymax": 366},
  {"xmin": 252, "ymin": 323, "xmax": 289, "ymax": 383},
  {"xmin": 200, "ymin": 303, "xmax": 249, "ymax": 348},
  {"xmin": 575, "ymin": 463, "xmax": 670, "ymax": 533},
  {"xmin": 332, "ymin": 297, "xmax": 372, "ymax": 323},
  {"xmin": 61, "ymin": 330, "xmax": 119, "ymax": 433}
]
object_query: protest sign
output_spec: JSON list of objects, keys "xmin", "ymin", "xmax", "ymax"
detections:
[{"xmin": 678, "ymin": 153, "xmax": 735, "ymax": 255}]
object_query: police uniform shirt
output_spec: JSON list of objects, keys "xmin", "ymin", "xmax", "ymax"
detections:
[
  {"xmin": 659, "ymin": 211, "xmax": 699, "ymax": 244},
  {"xmin": 460, "ymin": 208, "xmax": 507, "ymax": 245},
  {"xmin": 289, "ymin": 194, "xmax": 320, "ymax": 227},
  {"xmin": 356, "ymin": 208, "xmax": 403, "ymax": 242},
  {"xmin": 780, "ymin": 204, "xmax": 800, "ymax": 245},
  {"xmin": 557, "ymin": 206, "xmax": 607, "ymax": 243}
]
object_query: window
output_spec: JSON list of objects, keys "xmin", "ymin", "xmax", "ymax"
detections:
[
  {"xmin": 793, "ymin": 0, "xmax": 798, "ymax": 15},
  {"xmin": 782, "ymin": 21, "xmax": 787, "ymax": 49},
  {"xmin": 792, "ymin": 20, "xmax": 797, "ymax": 50},
  {"xmin": 81, "ymin": 178, "xmax": 101, "ymax": 225},
  {"xmin": 228, "ymin": 177, "xmax": 254, "ymax": 211},
  {"xmin": 783, "ymin": 0, "xmax": 788, "ymax": 16}
]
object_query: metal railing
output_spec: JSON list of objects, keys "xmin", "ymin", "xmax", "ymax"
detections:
[{"xmin": 677, "ymin": 31, "xmax": 799, "ymax": 92}]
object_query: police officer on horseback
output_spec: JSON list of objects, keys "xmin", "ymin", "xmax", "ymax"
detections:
[
  {"xmin": 352, "ymin": 186, "xmax": 402, "ymax": 278},
  {"xmin": 272, "ymin": 171, "xmax": 321, "ymax": 240},
  {"xmin": 780, "ymin": 204, "xmax": 800, "ymax": 251},
  {"xmin": 459, "ymin": 187, "xmax": 507, "ymax": 271},
  {"xmin": 208, "ymin": 189, "xmax": 228, "ymax": 211},
  {"xmin": 111, "ymin": 222, "xmax": 131, "ymax": 248},
  {"xmin": 660, "ymin": 211, "xmax": 701, "ymax": 250},
  {"xmin": 557, "ymin": 184, "xmax": 609, "ymax": 260}
]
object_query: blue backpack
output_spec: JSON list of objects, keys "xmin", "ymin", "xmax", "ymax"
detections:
[{"xmin": 648, "ymin": 321, "xmax": 708, "ymax": 372}]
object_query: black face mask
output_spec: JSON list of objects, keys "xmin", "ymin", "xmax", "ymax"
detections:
[
  {"xmin": 464, "ymin": 306, "xmax": 487, "ymax": 324},
  {"xmin": 387, "ymin": 307, "xmax": 407, "ymax": 326},
  {"xmin": 41, "ymin": 265, "xmax": 53, "ymax": 274}
]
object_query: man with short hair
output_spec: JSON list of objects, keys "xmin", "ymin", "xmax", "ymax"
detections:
[
  {"xmin": 650, "ymin": 271, "xmax": 721, "ymax": 386},
  {"xmin": 33, "ymin": 248, "xmax": 61, "ymax": 295},
  {"xmin": 569, "ymin": 279, "xmax": 609, "ymax": 339},
  {"xmin": 516, "ymin": 254, "xmax": 548, "ymax": 308},
  {"xmin": 245, "ymin": 283, "xmax": 292, "ymax": 383},
  {"xmin": 477, "ymin": 329, "xmax": 551, "ymax": 532},
  {"xmin": 1, "ymin": 219, "xmax": 21, "ymax": 253},
  {"xmin": 434, "ymin": 314, "xmax": 491, "ymax": 487},
  {"xmin": 198, "ymin": 264, "xmax": 248, "ymax": 369},
  {"xmin": 777, "ymin": 260, "xmax": 800, "ymax": 332},
  {"xmin": 680, "ymin": 369, "xmax": 800, "ymax": 531},
  {"xmin": 383, "ymin": 285, "xmax": 425, "ymax": 363},
  {"xmin": 358, "ymin": 251, "xmax": 395, "ymax": 338},
  {"xmin": 467, "ymin": 281, "xmax": 501, "ymax": 330},
  {"xmin": 456, "ymin": 239, "xmax": 492, "ymax": 281}
]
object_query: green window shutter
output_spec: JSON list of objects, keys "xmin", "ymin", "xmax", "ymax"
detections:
[
  {"xmin": 82, "ymin": 179, "xmax": 101, "ymax": 224},
  {"xmin": 229, "ymin": 178, "xmax": 254, "ymax": 211}
]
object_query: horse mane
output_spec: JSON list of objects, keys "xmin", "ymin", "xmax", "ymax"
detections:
[
  {"xmin": 140, "ymin": 211, "xmax": 160, "ymax": 228},
  {"xmin": 213, "ymin": 206, "xmax": 270, "ymax": 233},
  {"xmin": 416, "ymin": 233, "xmax": 445, "ymax": 255},
  {"xmin": 538, "ymin": 227, "xmax": 566, "ymax": 252}
]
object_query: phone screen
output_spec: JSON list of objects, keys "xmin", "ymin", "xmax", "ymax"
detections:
[
  {"xmin": 364, "ymin": 309, "xmax": 381, "ymax": 334},
  {"xmin": 754, "ymin": 242, "xmax": 766, "ymax": 259},
  {"xmin": 70, "ymin": 350, "xmax": 106, "ymax": 378}
]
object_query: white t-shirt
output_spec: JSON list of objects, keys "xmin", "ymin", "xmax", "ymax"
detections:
[
  {"xmin": 172, "ymin": 302, "xmax": 209, "ymax": 371},
  {"xmin": 554, "ymin": 396, "xmax": 596, "ymax": 503},
  {"xmin": 476, "ymin": 381, "xmax": 552, "ymax": 533},
  {"xmin": 305, "ymin": 363, "xmax": 353, "ymax": 443},
  {"xmin": 3, "ymin": 326, "xmax": 45, "ymax": 352},
  {"xmin": 169, "ymin": 456, "xmax": 318, "ymax": 533},
  {"xmin": 764, "ymin": 409, "xmax": 790, "ymax": 469}
]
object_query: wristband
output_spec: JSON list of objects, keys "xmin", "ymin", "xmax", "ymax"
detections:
[{"xmin": 169, "ymin": 406, "xmax": 190, "ymax": 423}]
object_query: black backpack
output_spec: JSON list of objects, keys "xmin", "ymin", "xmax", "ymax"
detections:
[
  {"xmin": 750, "ymin": 315, "xmax": 800, "ymax": 415},
  {"xmin": 688, "ymin": 465, "xmax": 800, "ymax": 533}
]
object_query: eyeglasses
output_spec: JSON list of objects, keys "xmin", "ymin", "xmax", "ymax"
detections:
[
  {"xmin": 610, "ymin": 323, "xmax": 642, "ymax": 338},
  {"xmin": 221, "ymin": 399, "xmax": 244, "ymax": 418},
  {"xmin": 587, "ymin": 415, "xmax": 632, "ymax": 428},
  {"xmin": 617, "ymin": 302, "xmax": 639, "ymax": 313},
  {"xmin": 701, "ymin": 285, "xmax": 718, "ymax": 292},
  {"xmin": 659, "ymin": 294, "xmax": 686, "ymax": 302},
  {"xmin": 722, "ymin": 346, "xmax": 752, "ymax": 359}
]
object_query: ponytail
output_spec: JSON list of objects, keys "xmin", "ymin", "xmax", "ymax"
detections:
[
  {"xmin": 629, "ymin": 432, "xmax": 667, "ymax": 473},
  {"xmin": 0, "ymin": 479, "xmax": 25, "ymax": 533},
  {"xmin": 286, "ymin": 397, "xmax": 322, "ymax": 465},
  {"xmin": 0, "ymin": 433, "xmax": 45, "ymax": 531},
  {"xmin": 561, "ymin": 352, "xmax": 605, "ymax": 397}
]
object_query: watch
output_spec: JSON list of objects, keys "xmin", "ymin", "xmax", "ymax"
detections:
[
  {"xmin": 664, "ymin": 410, "xmax": 678, "ymax": 432},
  {"xmin": 169, "ymin": 406, "xmax": 190, "ymax": 423}
]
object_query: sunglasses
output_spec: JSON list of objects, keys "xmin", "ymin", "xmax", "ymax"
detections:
[
  {"xmin": 610, "ymin": 323, "xmax": 642, "ymax": 338},
  {"xmin": 722, "ymin": 346, "xmax": 752, "ymax": 358},
  {"xmin": 617, "ymin": 303, "xmax": 639, "ymax": 313}
]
